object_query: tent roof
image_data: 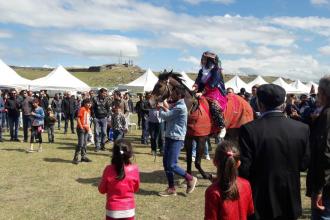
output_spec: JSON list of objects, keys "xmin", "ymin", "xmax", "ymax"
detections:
[
  {"xmin": 272, "ymin": 78, "xmax": 296, "ymax": 93},
  {"xmin": 0, "ymin": 59, "xmax": 31, "ymax": 89},
  {"xmin": 225, "ymin": 75, "xmax": 249, "ymax": 93},
  {"xmin": 248, "ymin": 76, "xmax": 268, "ymax": 87},
  {"xmin": 290, "ymin": 80, "xmax": 310, "ymax": 94},
  {"xmin": 119, "ymin": 68, "xmax": 158, "ymax": 92},
  {"xmin": 306, "ymin": 81, "xmax": 318, "ymax": 93},
  {"xmin": 31, "ymin": 65, "xmax": 90, "ymax": 91},
  {"xmin": 180, "ymin": 71, "xmax": 195, "ymax": 89}
]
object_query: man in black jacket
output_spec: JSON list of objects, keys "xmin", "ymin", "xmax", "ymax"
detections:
[
  {"xmin": 239, "ymin": 84, "xmax": 310, "ymax": 220},
  {"xmin": 307, "ymin": 75, "xmax": 330, "ymax": 219},
  {"xmin": 61, "ymin": 92, "xmax": 76, "ymax": 134},
  {"xmin": 92, "ymin": 88, "xmax": 111, "ymax": 151},
  {"xmin": 5, "ymin": 89, "xmax": 21, "ymax": 141},
  {"xmin": 21, "ymin": 90, "xmax": 34, "ymax": 142}
]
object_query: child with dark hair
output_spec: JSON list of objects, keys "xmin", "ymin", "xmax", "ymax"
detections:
[
  {"xmin": 73, "ymin": 98, "xmax": 92, "ymax": 164},
  {"xmin": 204, "ymin": 141, "xmax": 254, "ymax": 220},
  {"xmin": 110, "ymin": 104, "xmax": 128, "ymax": 141},
  {"xmin": 45, "ymin": 107, "xmax": 56, "ymax": 143},
  {"xmin": 98, "ymin": 139, "xmax": 140, "ymax": 220},
  {"xmin": 27, "ymin": 99, "xmax": 45, "ymax": 153}
]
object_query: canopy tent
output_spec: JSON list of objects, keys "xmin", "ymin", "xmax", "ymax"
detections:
[
  {"xmin": 290, "ymin": 80, "xmax": 310, "ymax": 94},
  {"xmin": 0, "ymin": 59, "xmax": 31, "ymax": 89},
  {"xmin": 306, "ymin": 81, "xmax": 319, "ymax": 94},
  {"xmin": 272, "ymin": 78, "xmax": 296, "ymax": 93},
  {"xmin": 180, "ymin": 71, "xmax": 195, "ymax": 89},
  {"xmin": 118, "ymin": 68, "xmax": 158, "ymax": 93},
  {"xmin": 225, "ymin": 75, "xmax": 249, "ymax": 93},
  {"xmin": 31, "ymin": 65, "xmax": 90, "ymax": 91},
  {"xmin": 248, "ymin": 76, "xmax": 268, "ymax": 87}
]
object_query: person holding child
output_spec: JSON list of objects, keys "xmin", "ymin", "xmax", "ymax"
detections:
[
  {"xmin": 27, "ymin": 99, "xmax": 45, "ymax": 153},
  {"xmin": 110, "ymin": 104, "xmax": 128, "ymax": 141},
  {"xmin": 45, "ymin": 107, "xmax": 56, "ymax": 143},
  {"xmin": 98, "ymin": 139, "xmax": 140, "ymax": 220},
  {"xmin": 205, "ymin": 141, "xmax": 254, "ymax": 220},
  {"xmin": 72, "ymin": 98, "xmax": 92, "ymax": 164}
]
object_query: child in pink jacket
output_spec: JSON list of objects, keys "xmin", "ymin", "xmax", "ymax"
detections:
[{"xmin": 98, "ymin": 139, "xmax": 140, "ymax": 220}]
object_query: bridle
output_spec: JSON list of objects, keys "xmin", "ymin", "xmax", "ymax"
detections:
[{"xmin": 158, "ymin": 79, "xmax": 172, "ymax": 102}]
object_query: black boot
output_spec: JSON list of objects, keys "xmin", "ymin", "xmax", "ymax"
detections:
[
  {"xmin": 81, "ymin": 157, "xmax": 92, "ymax": 162},
  {"xmin": 72, "ymin": 151, "xmax": 79, "ymax": 165}
]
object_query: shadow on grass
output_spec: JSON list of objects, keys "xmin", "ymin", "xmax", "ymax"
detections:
[
  {"xmin": 76, "ymin": 177, "xmax": 101, "ymax": 187},
  {"xmin": 0, "ymin": 148, "xmax": 26, "ymax": 152},
  {"xmin": 137, "ymin": 188, "xmax": 186, "ymax": 197},
  {"xmin": 43, "ymin": 157, "xmax": 73, "ymax": 163}
]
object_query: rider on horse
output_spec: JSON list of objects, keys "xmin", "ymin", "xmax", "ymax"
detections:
[{"xmin": 192, "ymin": 51, "xmax": 227, "ymax": 130}]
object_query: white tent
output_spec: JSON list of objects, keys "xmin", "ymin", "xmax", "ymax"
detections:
[
  {"xmin": 0, "ymin": 59, "xmax": 31, "ymax": 89},
  {"xmin": 180, "ymin": 71, "xmax": 195, "ymax": 89},
  {"xmin": 225, "ymin": 75, "xmax": 249, "ymax": 93},
  {"xmin": 272, "ymin": 78, "xmax": 296, "ymax": 93},
  {"xmin": 247, "ymin": 75, "xmax": 268, "ymax": 92},
  {"xmin": 306, "ymin": 81, "xmax": 319, "ymax": 93},
  {"xmin": 290, "ymin": 80, "xmax": 310, "ymax": 94},
  {"xmin": 118, "ymin": 68, "xmax": 158, "ymax": 93},
  {"xmin": 31, "ymin": 65, "xmax": 90, "ymax": 91}
]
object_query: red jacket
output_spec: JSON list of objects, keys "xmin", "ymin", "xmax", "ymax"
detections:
[
  {"xmin": 98, "ymin": 164, "xmax": 140, "ymax": 211},
  {"xmin": 204, "ymin": 177, "xmax": 254, "ymax": 220}
]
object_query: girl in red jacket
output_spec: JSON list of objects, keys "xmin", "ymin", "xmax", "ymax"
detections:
[
  {"xmin": 99, "ymin": 139, "xmax": 140, "ymax": 220},
  {"xmin": 204, "ymin": 141, "xmax": 254, "ymax": 220}
]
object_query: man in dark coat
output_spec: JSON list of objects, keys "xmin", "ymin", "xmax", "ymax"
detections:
[
  {"xmin": 5, "ymin": 89, "xmax": 21, "ymax": 141},
  {"xmin": 239, "ymin": 84, "xmax": 310, "ymax": 220},
  {"xmin": 307, "ymin": 75, "xmax": 330, "ymax": 219},
  {"xmin": 61, "ymin": 92, "xmax": 76, "ymax": 134},
  {"xmin": 92, "ymin": 88, "xmax": 111, "ymax": 151}
]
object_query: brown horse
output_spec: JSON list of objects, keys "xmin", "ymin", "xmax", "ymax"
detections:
[{"xmin": 150, "ymin": 71, "xmax": 253, "ymax": 180}]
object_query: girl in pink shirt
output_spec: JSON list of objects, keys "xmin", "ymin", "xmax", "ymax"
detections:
[
  {"xmin": 204, "ymin": 141, "xmax": 254, "ymax": 220},
  {"xmin": 99, "ymin": 139, "xmax": 140, "ymax": 220}
]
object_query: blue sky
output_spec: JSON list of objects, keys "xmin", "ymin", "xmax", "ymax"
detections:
[{"xmin": 0, "ymin": 0, "xmax": 330, "ymax": 81}]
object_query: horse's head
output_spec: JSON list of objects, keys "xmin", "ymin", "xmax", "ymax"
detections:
[{"xmin": 150, "ymin": 70, "xmax": 184, "ymax": 106}]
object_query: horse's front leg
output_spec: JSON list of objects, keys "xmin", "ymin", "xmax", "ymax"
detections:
[
  {"xmin": 185, "ymin": 135, "xmax": 193, "ymax": 175},
  {"xmin": 195, "ymin": 136, "xmax": 212, "ymax": 181}
]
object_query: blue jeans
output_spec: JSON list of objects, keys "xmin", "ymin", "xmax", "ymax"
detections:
[
  {"xmin": 23, "ymin": 115, "xmax": 32, "ymax": 141},
  {"xmin": 192, "ymin": 139, "xmax": 209, "ymax": 157},
  {"xmin": 148, "ymin": 122, "xmax": 164, "ymax": 152},
  {"xmin": 94, "ymin": 117, "xmax": 107, "ymax": 149},
  {"xmin": 163, "ymin": 138, "xmax": 186, "ymax": 188},
  {"xmin": 8, "ymin": 116, "xmax": 19, "ymax": 140},
  {"xmin": 55, "ymin": 112, "xmax": 61, "ymax": 129},
  {"xmin": 312, "ymin": 197, "xmax": 330, "ymax": 220},
  {"xmin": 113, "ymin": 129, "xmax": 124, "ymax": 141}
]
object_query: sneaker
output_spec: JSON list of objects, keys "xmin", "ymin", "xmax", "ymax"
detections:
[
  {"xmin": 151, "ymin": 150, "xmax": 156, "ymax": 156},
  {"xmin": 37, "ymin": 148, "xmax": 43, "ymax": 152},
  {"xmin": 192, "ymin": 156, "xmax": 196, "ymax": 162},
  {"xmin": 205, "ymin": 155, "xmax": 211, "ymax": 160},
  {"xmin": 81, "ymin": 157, "xmax": 92, "ymax": 162},
  {"xmin": 158, "ymin": 188, "xmax": 177, "ymax": 197},
  {"xmin": 94, "ymin": 148, "xmax": 99, "ymax": 152},
  {"xmin": 26, "ymin": 149, "xmax": 35, "ymax": 153},
  {"xmin": 186, "ymin": 177, "xmax": 198, "ymax": 194}
]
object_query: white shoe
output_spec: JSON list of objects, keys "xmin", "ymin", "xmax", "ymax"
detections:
[
  {"xmin": 192, "ymin": 156, "xmax": 196, "ymax": 162},
  {"xmin": 205, "ymin": 155, "xmax": 211, "ymax": 160}
]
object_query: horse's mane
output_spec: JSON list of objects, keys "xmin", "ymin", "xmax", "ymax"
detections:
[{"xmin": 158, "ymin": 70, "xmax": 194, "ymax": 97}]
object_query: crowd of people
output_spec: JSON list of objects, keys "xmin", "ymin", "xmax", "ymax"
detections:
[{"xmin": 1, "ymin": 52, "xmax": 330, "ymax": 219}]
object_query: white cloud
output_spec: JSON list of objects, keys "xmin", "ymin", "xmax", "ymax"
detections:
[
  {"xmin": 180, "ymin": 56, "xmax": 200, "ymax": 66},
  {"xmin": 310, "ymin": 0, "xmax": 329, "ymax": 5},
  {"xmin": 0, "ymin": 30, "xmax": 12, "ymax": 38},
  {"xmin": 318, "ymin": 45, "xmax": 330, "ymax": 55},
  {"xmin": 44, "ymin": 33, "xmax": 138, "ymax": 58},
  {"xmin": 183, "ymin": 0, "xmax": 235, "ymax": 5}
]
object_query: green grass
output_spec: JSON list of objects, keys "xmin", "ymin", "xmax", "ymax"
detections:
[{"xmin": 0, "ymin": 115, "xmax": 311, "ymax": 220}]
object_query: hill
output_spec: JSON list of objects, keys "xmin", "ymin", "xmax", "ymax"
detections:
[{"xmin": 13, "ymin": 64, "xmax": 291, "ymax": 89}]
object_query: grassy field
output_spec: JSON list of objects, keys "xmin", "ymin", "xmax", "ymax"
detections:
[
  {"xmin": 13, "ymin": 66, "xmax": 286, "ymax": 89},
  {"xmin": 0, "ymin": 115, "xmax": 311, "ymax": 220}
]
